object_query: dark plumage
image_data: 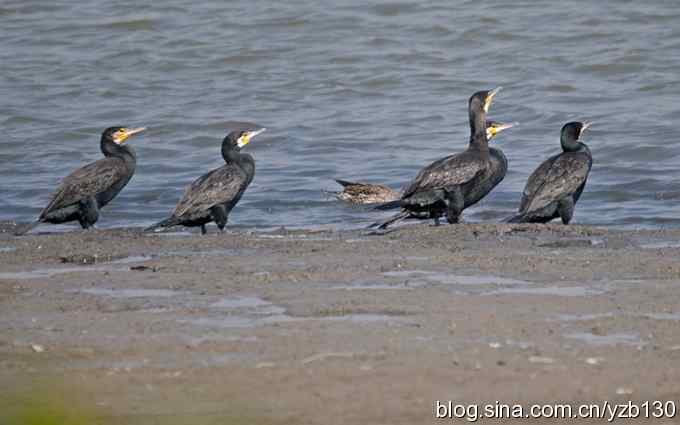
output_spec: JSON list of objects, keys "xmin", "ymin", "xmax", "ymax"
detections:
[
  {"xmin": 371, "ymin": 89, "xmax": 506, "ymax": 229},
  {"xmin": 334, "ymin": 120, "xmax": 514, "ymax": 205},
  {"xmin": 478, "ymin": 120, "xmax": 516, "ymax": 214},
  {"xmin": 146, "ymin": 128, "xmax": 265, "ymax": 235},
  {"xmin": 507, "ymin": 121, "xmax": 592, "ymax": 224},
  {"xmin": 15, "ymin": 126, "xmax": 145, "ymax": 235}
]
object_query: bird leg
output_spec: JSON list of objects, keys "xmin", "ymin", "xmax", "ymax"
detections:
[
  {"xmin": 78, "ymin": 197, "xmax": 99, "ymax": 229},
  {"xmin": 426, "ymin": 189, "xmax": 448, "ymax": 227},
  {"xmin": 557, "ymin": 197, "xmax": 575, "ymax": 225},
  {"xmin": 200, "ymin": 224, "xmax": 207, "ymax": 235},
  {"xmin": 444, "ymin": 187, "xmax": 465, "ymax": 224},
  {"xmin": 210, "ymin": 205, "xmax": 229, "ymax": 232}
]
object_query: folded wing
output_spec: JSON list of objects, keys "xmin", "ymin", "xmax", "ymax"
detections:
[
  {"xmin": 402, "ymin": 152, "xmax": 485, "ymax": 199},
  {"xmin": 521, "ymin": 152, "xmax": 591, "ymax": 214},
  {"xmin": 40, "ymin": 158, "xmax": 125, "ymax": 218},
  {"xmin": 173, "ymin": 165, "xmax": 247, "ymax": 218}
]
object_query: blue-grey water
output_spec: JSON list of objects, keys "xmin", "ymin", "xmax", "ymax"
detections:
[{"xmin": 2, "ymin": 0, "xmax": 680, "ymax": 231}]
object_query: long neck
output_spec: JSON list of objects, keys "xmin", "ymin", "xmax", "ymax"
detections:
[
  {"xmin": 101, "ymin": 139, "xmax": 136, "ymax": 168},
  {"xmin": 222, "ymin": 143, "xmax": 243, "ymax": 165},
  {"xmin": 223, "ymin": 147, "xmax": 254, "ymax": 177},
  {"xmin": 468, "ymin": 106, "xmax": 489, "ymax": 154},
  {"xmin": 561, "ymin": 134, "xmax": 586, "ymax": 153},
  {"xmin": 238, "ymin": 153, "xmax": 255, "ymax": 178}
]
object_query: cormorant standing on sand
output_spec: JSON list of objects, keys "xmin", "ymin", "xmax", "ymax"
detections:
[
  {"xmin": 371, "ymin": 88, "xmax": 504, "ymax": 229},
  {"xmin": 332, "ymin": 120, "xmax": 515, "ymax": 205},
  {"xmin": 15, "ymin": 126, "xmax": 146, "ymax": 235},
  {"xmin": 146, "ymin": 128, "xmax": 265, "ymax": 235},
  {"xmin": 507, "ymin": 121, "xmax": 592, "ymax": 224}
]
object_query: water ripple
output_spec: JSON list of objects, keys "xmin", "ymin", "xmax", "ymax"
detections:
[{"xmin": 2, "ymin": 0, "xmax": 679, "ymax": 231}]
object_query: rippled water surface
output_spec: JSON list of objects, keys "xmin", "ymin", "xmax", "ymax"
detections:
[{"xmin": 2, "ymin": 0, "xmax": 680, "ymax": 231}]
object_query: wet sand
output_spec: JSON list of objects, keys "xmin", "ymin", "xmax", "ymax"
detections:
[{"xmin": 1, "ymin": 222, "xmax": 680, "ymax": 424}]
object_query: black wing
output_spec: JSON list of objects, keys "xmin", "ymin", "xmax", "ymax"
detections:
[
  {"xmin": 173, "ymin": 164, "xmax": 248, "ymax": 218},
  {"xmin": 40, "ymin": 157, "xmax": 126, "ymax": 218},
  {"xmin": 520, "ymin": 151, "xmax": 592, "ymax": 214},
  {"xmin": 518, "ymin": 156, "xmax": 557, "ymax": 213},
  {"xmin": 402, "ymin": 151, "xmax": 486, "ymax": 199}
]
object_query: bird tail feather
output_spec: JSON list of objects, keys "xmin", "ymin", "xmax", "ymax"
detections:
[
  {"xmin": 504, "ymin": 214, "xmax": 525, "ymax": 224},
  {"xmin": 14, "ymin": 220, "xmax": 41, "ymax": 236},
  {"xmin": 369, "ymin": 211, "xmax": 410, "ymax": 229},
  {"xmin": 145, "ymin": 216, "xmax": 180, "ymax": 232},
  {"xmin": 334, "ymin": 179, "xmax": 359, "ymax": 188}
]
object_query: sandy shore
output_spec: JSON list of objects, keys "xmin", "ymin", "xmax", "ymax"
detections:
[{"xmin": 1, "ymin": 222, "xmax": 680, "ymax": 424}]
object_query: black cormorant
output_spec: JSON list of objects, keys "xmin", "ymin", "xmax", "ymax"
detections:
[
  {"xmin": 507, "ymin": 121, "xmax": 592, "ymax": 224},
  {"xmin": 333, "ymin": 120, "xmax": 514, "ymax": 205},
  {"xmin": 15, "ymin": 127, "xmax": 146, "ymax": 235},
  {"xmin": 371, "ymin": 88, "xmax": 504, "ymax": 229},
  {"xmin": 146, "ymin": 128, "xmax": 266, "ymax": 234}
]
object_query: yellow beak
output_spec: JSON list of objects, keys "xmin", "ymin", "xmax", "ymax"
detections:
[
  {"xmin": 486, "ymin": 121, "xmax": 516, "ymax": 141},
  {"xmin": 237, "ymin": 128, "xmax": 267, "ymax": 148},
  {"xmin": 114, "ymin": 127, "xmax": 146, "ymax": 144}
]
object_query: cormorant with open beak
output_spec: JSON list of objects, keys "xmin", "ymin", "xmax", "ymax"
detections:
[
  {"xmin": 508, "ymin": 121, "xmax": 592, "ymax": 224},
  {"xmin": 372, "ymin": 88, "xmax": 505, "ymax": 228},
  {"xmin": 332, "ymin": 120, "xmax": 515, "ymax": 205},
  {"xmin": 15, "ymin": 126, "xmax": 146, "ymax": 235},
  {"xmin": 146, "ymin": 128, "xmax": 266, "ymax": 234}
]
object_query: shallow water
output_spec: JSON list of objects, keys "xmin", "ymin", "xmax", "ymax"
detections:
[
  {"xmin": 382, "ymin": 270, "xmax": 532, "ymax": 286},
  {"xmin": 643, "ymin": 312, "xmax": 680, "ymax": 321},
  {"xmin": 0, "ymin": 255, "xmax": 150, "ymax": 280},
  {"xmin": 78, "ymin": 288, "xmax": 180, "ymax": 298},
  {"xmin": 552, "ymin": 312, "xmax": 617, "ymax": 322},
  {"xmin": 637, "ymin": 240, "xmax": 680, "ymax": 249},
  {"xmin": 564, "ymin": 331, "xmax": 645, "ymax": 347},
  {"xmin": 0, "ymin": 265, "xmax": 120, "ymax": 280},
  {"xmin": 328, "ymin": 281, "xmax": 416, "ymax": 290},
  {"xmin": 2, "ymin": 1, "xmax": 680, "ymax": 231},
  {"xmin": 162, "ymin": 248, "xmax": 254, "ymax": 257},
  {"xmin": 180, "ymin": 312, "xmax": 408, "ymax": 329},
  {"xmin": 485, "ymin": 286, "xmax": 606, "ymax": 297}
]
